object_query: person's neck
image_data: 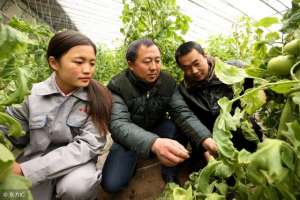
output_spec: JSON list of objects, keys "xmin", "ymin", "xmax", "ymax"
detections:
[{"xmin": 54, "ymin": 76, "xmax": 76, "ymax": 96}]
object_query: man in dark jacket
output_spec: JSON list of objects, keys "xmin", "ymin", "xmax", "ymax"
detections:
[
  {"xmin": 175, "ymin": 41, "xmax": 260, "ymax": 166},
  {"xmin": 101, "ymin": 39, "xmax": 218, "ymax": 193}
]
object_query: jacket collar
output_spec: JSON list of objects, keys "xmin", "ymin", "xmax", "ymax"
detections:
[{"xmin": 32, "ymin": 73, "xmax": 89, "ymax": 101}]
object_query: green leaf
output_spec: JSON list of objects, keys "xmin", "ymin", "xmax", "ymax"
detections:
[
  {"xmin": 245, "ymin": 66, "xmax": 267, "ymax": 78},
  {"xmin": 268, "ymin": 46, "xmax": 282, "ymax": 58},
  {"xmin": 193, "ymin": 159, "xmax": 221, "ymax": 193},
  {"xmin": 240, "ymin": 89, "xmax": 266, "ymax": 115},
  {"xmin": 254, "ymin": 17, "xmax": 279, "ymax": 28},
  {"xmin": 277, "ymin": 98, "xmax": 297, "ymax": 133},
  {"xmin": 0, "ymin": 24, "xmax": 33, "ymax": 60},
  {"xmin": 0, "ymin": 144, "xmax": 14, "ymax": 183},
  {"xmin": 265, "ymin": 31, "xmax": 280, "ymax": 42},
  {"xmin": 240, "ymin": 119, "xmax": 260, "ymax": 142},
  {"xmin": 205, "ymin": 193, "xmax": 226, "ymax": 200},
  {"xmin": 214, "ymin": 182, "xmax": 228, "ymax": 195},
  {"xmin": 0, "ymin": 112, "xmax": 25, "ymax": 138},
  {"xmin": 281, "ymin": 121, "xmax": 300, "ymax": 152},
  {"xmin": 0, "ymin": 67, "xmax": 30, "ymax": 106},
  {"xmin": 0, "ymin": 173, "xmax": 32, "ymax": 200},
  {"xmin": 247, "ymin": 139, "xmax": 292, "ymax": 185},
  {"xmin": 270, "ymin": 80, "xmax": 300, "ymax": 94},
  {"xmin": 215, "ymin": 58, "xmax": 248, "ymax": 84},
  {"xmin": 172, "ymin": 186, "xmax": 192, "ymax": 200}
]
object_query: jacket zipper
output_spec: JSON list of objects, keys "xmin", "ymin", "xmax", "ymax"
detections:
[{"xmin": 145, "ymin": 91, "xmax": 150, "ymax": 128}]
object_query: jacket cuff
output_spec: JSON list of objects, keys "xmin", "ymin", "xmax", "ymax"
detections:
[
  {"xmin": 147, "ymin": 136, "xmax": 160, "ymax": 158},
  {"xmin": 197, "ymin": 135, "xmax": 211, "ymax": 149},
  {"xmin": 20, "ymin": 157, "xmax": 46, "ymax": 186}
]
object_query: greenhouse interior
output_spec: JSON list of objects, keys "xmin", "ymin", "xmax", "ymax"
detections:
[{"xmin": 0, "ymin": 0, "xmax": 300, "ymax": 199}]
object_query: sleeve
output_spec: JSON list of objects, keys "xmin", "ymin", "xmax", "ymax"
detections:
[
  {"xmin": 169, "ymin": 88, "xmax": 212, "ymax": 147},
  {"xmin": 109, "ymin": 93, "xmax": 159, "ymax": 156},
  {"xmin": 20, "ymin": 116, "xmax": 106, "ymax": 186}
]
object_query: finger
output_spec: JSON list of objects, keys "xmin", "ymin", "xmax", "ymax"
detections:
[
  {"xmin": 158, "ymin": 156, "xmax": 178, "ymax": 167},
  {"xmin": 164, "ymin": 151, "xmax": 186, "ymax": 164},
  {"xmin": 168, "ymin": 145, "xmax": 189, "ymax": 160},
  {"xmin": 171, "ymin": 140, "xmax": 189, "ymax": 154},
  {"xmin": 203, "ymin": 151, "xmax": 213, "ymax": 161}
]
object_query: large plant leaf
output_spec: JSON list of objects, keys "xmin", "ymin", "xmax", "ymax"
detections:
[
  {"xmin": 240, "ymin": 89, "xmax": 266, "ymax": 115},
  {"xmin": 215, "ymin": 58, "xmax": 248, "ymax": 84},
  {"xmin": 254, "ymin": 17, "xmax": 279, "ymax": 28}
]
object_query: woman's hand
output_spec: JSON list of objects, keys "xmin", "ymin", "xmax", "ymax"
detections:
[{"xmin": 12, "ymin": 162, "xmax": 23, "ymax": 176}]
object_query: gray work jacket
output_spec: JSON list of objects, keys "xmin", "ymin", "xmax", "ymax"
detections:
[{"xmin": 2, "ymin": 73, "xmax": 106, "ymax": 186}]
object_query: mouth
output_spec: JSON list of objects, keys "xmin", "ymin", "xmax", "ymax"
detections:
[
  {"xmin": 193, "ymin": 74, "xmax": 204, "ymax": 80},
  {"xmin": 148, "ymin": 74, "xmax": 158, "ymax": 78},
  {"xmin": 79, "ymin": 77, "xmax": 91, "ymax": 82}
]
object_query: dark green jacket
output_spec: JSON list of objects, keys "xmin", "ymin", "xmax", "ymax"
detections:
[
  {"xmin": 178, "ymin": 59, "xmax": 246, "ymax": 131},
  {"xmin": 107, "ymin": 69, "xmax": 211, "ymax": 156},
  {"xmin": 179, "ymin": 59, "xmax": 260, "ymax": 152},
  {"xmin": 179, "ymin": 70, "xmax": 233, "ymax": 132}
]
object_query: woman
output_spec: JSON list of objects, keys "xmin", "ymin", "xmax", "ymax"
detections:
[{"xmin": 5, "ymin": 31, "xmax": 112, "ymax": 200}]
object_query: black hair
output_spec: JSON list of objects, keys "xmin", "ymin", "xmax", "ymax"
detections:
[
  {"xmin": 47, "ymin": 30, "xmax": 112, "ymax": 135},
  {"xmin": 47, "ymin": 30, "xmax": 97, "ymax": 60},
  {"xmin": 126, "ymin": 39, "xmax": 160, "ymax": 62},
  {"xmin": 175, "ymin": 41, "xmax": 205, "ymax": 67}
]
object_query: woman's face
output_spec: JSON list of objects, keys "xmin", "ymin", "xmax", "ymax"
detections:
[
  {"xmin": 128, "ymin": 44, "xmax": 161, "ymax": 83},
  {"xmin": 49, "ymin": 45, "xmax": 96, "ymax": 94}
]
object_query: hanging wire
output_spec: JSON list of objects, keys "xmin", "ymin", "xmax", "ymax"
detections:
[
  {"xmin": 25, "ymin": 0, "xmax": 33, "ymax": 18},
  {"xmin": 47, "ymin": 0, "xmax": 53, "ymax": 28},
  {"xmin": 39, "ymin": 0, "xmax": 46, "ymax": 23},
  {"xmin": 0, "ymin": 0, "xmax": 8, "ymax": 10},
  {"xmin": 274, "ymin": 0, "xmax": 289, "ymax": 9},
  {"xmin": 258, "ymin": 0, "xmax": 283, "ymax": 15},
  {"xmin": 34, "ymin": 0, "xmax": 38, "ymax": 17},
  {"xmin": 222, "ymin": 0, "xmax": 253, "ymax": 19},
  {"xmin": 187, "ymin": 0, "xmax": 235, "ymax": 24}
]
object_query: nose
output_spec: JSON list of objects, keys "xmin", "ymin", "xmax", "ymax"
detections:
[
  {"xmin": 82, "ymin": 64, "xmax": 92, "ymax": 74},
  {"xmin": 149, "ymin": 61, "xmax": 156, "ymax": 71},
  {"xmin": 149, "ymin": 60, "xmax": 160, "ymax": 71},
  {"xmin": 191, "ymin": 65, "xmax": 199, "ymax": 74}
]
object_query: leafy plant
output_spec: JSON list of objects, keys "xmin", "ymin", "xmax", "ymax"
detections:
[
  {"xmin": 120, "ymin": 0, "xmax": 191, "ymax": 80},
  {"xmin": 0, "ymin": 18, "xmax": 54, "ymax": 200},
  {"xmin": 159, "ymin": 1, "xmax": 300, "ymax": 199}
]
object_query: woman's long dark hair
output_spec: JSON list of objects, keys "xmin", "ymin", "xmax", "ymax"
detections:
[{"xmin": 47, "ymin": 30, "xmax": 112, "ymax": 135}]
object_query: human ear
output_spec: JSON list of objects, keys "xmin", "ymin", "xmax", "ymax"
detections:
[
  {"xmin": 48, "ymin": 56, "xmax": 59, "ymax": 71},
  {"xmin": 128, "ymin": 61, "xmax": 134, "ymax": 71}
]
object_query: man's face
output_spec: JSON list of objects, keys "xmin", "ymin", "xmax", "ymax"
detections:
[
  {"xmin": 128, "ymin": 44, "xmax": 161, "ymax": 83},
  {"xmin": 178, "ymin": 49, "xmax": 210, "ymax": 82}
]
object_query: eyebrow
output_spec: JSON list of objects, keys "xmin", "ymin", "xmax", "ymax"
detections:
[
  {"xmin": 73, "ymin": 56, "xmax": 95, "ymax": 61},
  {"xmin": 181, "ymin": 59, "xmax": 198, "ymax": 68},
  {"xmin": 143, "ymin": 56, "xmax": 161, "ymax": 60}
]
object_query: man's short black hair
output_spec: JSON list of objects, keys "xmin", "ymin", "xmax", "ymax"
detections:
[
  {"xmin": 126, "ymin": 39, "xmax": 159, "ymax": 63},
  {"xmin": 175, "ymin": 41, "xmax": 205, "ymax": 67}
]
